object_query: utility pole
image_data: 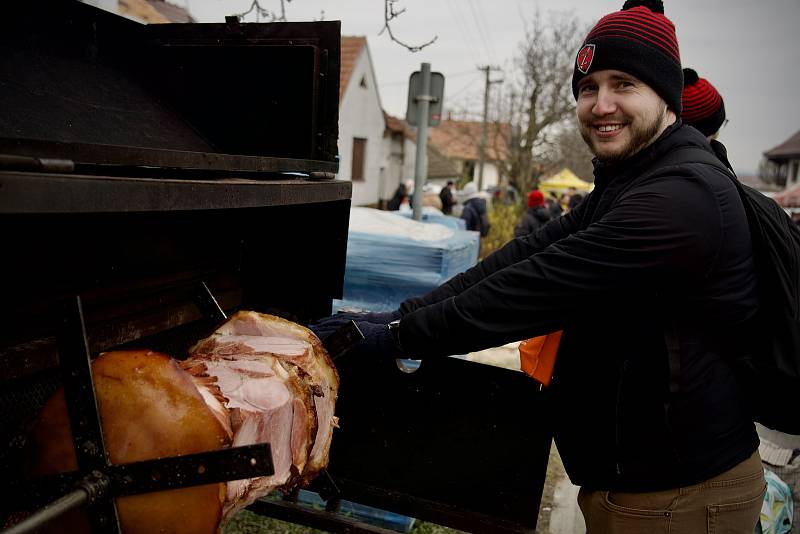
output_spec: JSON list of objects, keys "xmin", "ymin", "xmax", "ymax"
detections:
[{"xmin": 477, "ymin": 65, "xmax": 502, "ymax": 191}]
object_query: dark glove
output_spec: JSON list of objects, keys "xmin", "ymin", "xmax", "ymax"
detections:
[
  {"xmin": 310, "ymin": 309, "xmax": 401, "ymax": 340},
  {"xmin": 349, "ymin": 320, "xmax": 405, "ymax": 359}
]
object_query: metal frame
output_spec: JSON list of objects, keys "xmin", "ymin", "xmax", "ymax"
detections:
[{"xmin": 4, "ymin": 291, "xmax": 276, "ymax": 534}]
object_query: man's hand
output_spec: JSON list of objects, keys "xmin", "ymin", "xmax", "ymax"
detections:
[
  {"xmin": 350, "ymin": 320, "xmax": 405, "ymax": 359},
  {"xmin": 310, "ymin": 309, "xmax": 400, "ymax": 340}
]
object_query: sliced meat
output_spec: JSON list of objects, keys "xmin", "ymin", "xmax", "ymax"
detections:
[
  {"xmin": 195, "ymin": 311, "xmax": 339, "ymax": 482},
  {"xmin": 189, "ymin": 354, "xmax": 316, "ymax": 519}
]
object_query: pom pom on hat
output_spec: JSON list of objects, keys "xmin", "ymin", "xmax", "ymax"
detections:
[
  {"xmin": 621, "ymin": 0, "xmax": 664, "ymax": 14},
  {"xmin": 683, "ymin": 68, "xmax": 699, "ymax": 86}
]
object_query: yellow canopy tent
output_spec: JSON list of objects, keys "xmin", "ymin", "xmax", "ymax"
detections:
[{"xmin": 539, "ymin": 168, "xmax": 593, "ymax": 194}]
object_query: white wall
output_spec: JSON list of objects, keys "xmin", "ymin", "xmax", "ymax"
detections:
[
  {"xmin": 471, "ymin": 162, "xmax": 501, "ymax": 190},
  {"xmin": 380, "ymin": 134, "xmax": 403, "ymax": 203},
  {"xmin": 338, "ymin": 46, "xmax": 387, "ymax": 206},
  {"xmin": 402, "ymin": 137, "xmax": 417, "ymax": 186}
]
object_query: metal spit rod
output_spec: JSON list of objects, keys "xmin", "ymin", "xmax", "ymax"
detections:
[{"xmin": 3, "ymin": 472, "xmax": 110, "ymax": 534}]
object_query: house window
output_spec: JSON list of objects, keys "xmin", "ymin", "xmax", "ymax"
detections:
[
  {"xmin": 351, "ymin": 138, "xmax": 367, "ymax": 181},
  {"xmin": 463, "ymin": 160, "xmax": 476, "ymax": 181}
]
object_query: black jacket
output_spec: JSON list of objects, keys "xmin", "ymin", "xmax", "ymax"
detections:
[
  {"xmin": 514, "ymin": 206, "xmax": 551, "ymax": 238},
  {"xmin": 398, "ymin": 122, "xmax": 759, "ymax": 491},
  {"xmin": 439, "ymin": 186, "xmax": 455, "ymax": 215},
  {"xmin": 461, "ymin": 197, "xmax": 489, "ymax": 235}
]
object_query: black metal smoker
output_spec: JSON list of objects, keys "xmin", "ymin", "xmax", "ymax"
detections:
[{"xmin": 0, "ymin": 2, "xmax": 552, "ymax": 533}]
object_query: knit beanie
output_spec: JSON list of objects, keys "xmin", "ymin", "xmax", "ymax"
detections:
[
  {"xmin": 681, "ymin": 68, "xmax": 726, "ymax": 137},
  {"xmin": 572, "ymin": 0, "xmax": 683, "ymax": 114},
  {"xmin": 528, "ymin": 190, "xmax": 545, "ymax": 208}
]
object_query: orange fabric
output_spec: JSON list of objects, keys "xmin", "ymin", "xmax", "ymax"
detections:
[{"xmin": 519, "ymin": 331, "xmax": 563, "ymax": 386}]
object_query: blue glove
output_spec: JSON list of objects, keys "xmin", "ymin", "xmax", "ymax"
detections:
[
  {"xmin": 310, "ymin": 309, "xmax": 401, "ymax": 340},
  {"xmin": 349, "ymin": 320, "xmax": 405, "ymax": 359}
]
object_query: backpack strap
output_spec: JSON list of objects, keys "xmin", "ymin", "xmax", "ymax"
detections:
[{"xmin": 642, "ymin": 146, "xmax": 735, "ymax": 395}]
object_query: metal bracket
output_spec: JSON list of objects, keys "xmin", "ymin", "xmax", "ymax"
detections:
[
  {"xmin": 57, "ymin": 296, "xmax": 120, "ymax": 533},
  {"xmin": 13, "ymin": 443, "xmax": 274, "ymax": 507},
  {"xmin": 4, "ymin": 295, "xmax": 277, "ymax": 534}
]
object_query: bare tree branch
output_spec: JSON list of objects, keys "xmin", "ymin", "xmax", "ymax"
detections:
[
  {"xmin": 379, "ymin": 0, "xmax": 437, "ymax": 53},
  {"xmin": 496, "ymin": 8, "xmax": 588, "ymax": 192},
  {"xmin": 234, "ymin": 0, "xmax": 291, "ymax": 23}
]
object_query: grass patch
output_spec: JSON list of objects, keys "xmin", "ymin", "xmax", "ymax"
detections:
[{"xmin": 222, "ymin": 509, "xmax": 466, "ymax": 534}]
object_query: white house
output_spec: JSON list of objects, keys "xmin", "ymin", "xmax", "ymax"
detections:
[
  {"xmin": 338, "ymin": 36, "xmax": 391, "ymax": 207},
  {"xmin": 427, "ymin": 118, "xmax": 510, "ymax": 191},
  {"xmin": 761, "ymin": 129, "xmax": 800, "ymax": 190},
  {"xmin": 381, "ymin": 112, "xmax": 417, "ymax": 204}
]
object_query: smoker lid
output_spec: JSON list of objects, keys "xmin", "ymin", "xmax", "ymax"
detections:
[{"xmin": 0, "ymin": 0, "xmax": 341, "ymax": 175}]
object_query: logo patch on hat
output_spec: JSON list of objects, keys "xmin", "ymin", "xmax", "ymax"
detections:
[{"xmin": 577, "ymin": 44, "xmax": 595, "ymax": 74}]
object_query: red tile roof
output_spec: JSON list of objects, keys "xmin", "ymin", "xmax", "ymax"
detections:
[
  {"xmin": 120, "ymin": 0, "xmax": 170, "ymax": 23},
  {"xmin": 340, "ymin": 36, "xmax": 366, "ymax": 102},
  {"xmin": 147, "ymin": 0, "xmax": 195, "ymax": 23},
  {"xmin": 120, "ymin": 0, "xmax": 195, "ymax": 23},
  {"xmin": 427, "ymin": 119, "xmax": 510, "ymax": 162},
  {"xmin": 383, "ymin": 111, "xmax": 416, "ymax": 142}
]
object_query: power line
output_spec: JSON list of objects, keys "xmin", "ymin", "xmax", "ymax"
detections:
[
  {"xmin": 474, "ymin": 0, "xmax": 499, "ymax": 65},
  {"xmin": 445, "ymin": 0, "xmax": 481, "ymax": 66},
  {"xmin": 466, "ymin": 0, "xmax": 495, "ymax": 64},
  {"xmin": 445, "ymin": 73, "xmax": 482, "ymax": 101}
]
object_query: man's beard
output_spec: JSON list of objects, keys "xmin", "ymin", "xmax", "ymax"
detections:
[{"xmin": 580, "ymin": 104, "xmax": 667, "ymax": 164}]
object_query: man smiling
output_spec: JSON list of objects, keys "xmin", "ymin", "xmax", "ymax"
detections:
[
  {"xmin": 312, "ymin": 1, "xmax": 766, "ymax": 531},
  {"xmin": 576, "ymin": 70, "xmax": 672, "ymax": 164}
]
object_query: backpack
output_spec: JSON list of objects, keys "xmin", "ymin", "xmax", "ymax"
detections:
[
  {"xmin": 662, "ymin": 147, "xmax": 800, "ymax": 434},
  {"xmin": 462, "ymin": 201, "xmax": 491, "ymax": 237}
]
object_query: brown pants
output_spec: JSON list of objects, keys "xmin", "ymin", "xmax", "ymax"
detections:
[{"xmin": 577, "ymin": 452, "xmax": 766, "ymax": 534}]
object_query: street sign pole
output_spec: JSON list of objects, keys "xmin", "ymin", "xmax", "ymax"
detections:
[{"xmin": 412, "ymin": 63, "xmax": 432, "ymax": 221}]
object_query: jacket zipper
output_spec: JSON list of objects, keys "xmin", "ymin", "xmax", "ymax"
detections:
[{"xmin": 615, "ymin": 360, "xmax": 629, "ymax": 475}]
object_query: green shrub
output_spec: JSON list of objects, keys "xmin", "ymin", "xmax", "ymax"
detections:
[{"xmin": 480, "ymin": 202, "xmax": 524, "ymax": 259}]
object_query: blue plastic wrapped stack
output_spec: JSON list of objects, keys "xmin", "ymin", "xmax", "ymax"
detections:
[
  {"xmin": 294, "ymin": 490, "xmax": 415, "ymax": 533},
  {"xmin": 334, "ymin": 208, "xmax": 480, "ymax": 312},
  {"xmin": 395, "ymin": 208, "xmax": 467, "ymax": 231}
]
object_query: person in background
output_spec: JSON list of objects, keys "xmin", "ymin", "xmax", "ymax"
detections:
[
  {"xmin": 460, "ymin": 182, "xmax": 490, "ymax": 236},
  {"xmin": 681, "ymin": 67, "xmax": 734, "ymax": 172},
  {"xmin": 514, "ymin": 189, "xmax": 551, "ymax": 237},
  {"xmin": 559, "ymin": 186, "xmax": 578, "ymax": 212},
  {"xmin": 386, "ymin": 181, "xmax": 407, "ymax": 211},
  {"xmin": 546, "ymin": 194, "xmax": 563, "ymax": 218},
  {"xmin": 567, "ymin": 193, "xmax": 584, "ymax": 213},
  {"xmin": 681, "ymin": 68, "xmax": 726, "ymax": 141},
  {"xmin": 313, "ymin": 2, "xmax": 765, "ymax": 531},
  {"xmin": 439, "ymin": 180, "xmax": 456, "ymax": 215}
]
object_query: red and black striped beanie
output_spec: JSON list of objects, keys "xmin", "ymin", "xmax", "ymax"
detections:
[
  {"xmin": 681, "ymin": 68, "xmax": 726, "ymax": 137},
  {"xmin": 572, "ymin": 0, "xmax": 683, "ymax": 114}
]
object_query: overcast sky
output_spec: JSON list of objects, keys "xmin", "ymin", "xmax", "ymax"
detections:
[{"xmin": 184, "ymin": 0, "xmax": 800, "ymax": 175}]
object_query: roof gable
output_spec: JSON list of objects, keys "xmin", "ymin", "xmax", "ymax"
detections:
[{"xmin": 340, "ymin": 36, "xmax": 366, "ymax": 102}]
